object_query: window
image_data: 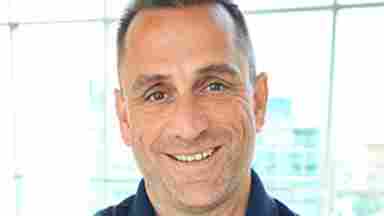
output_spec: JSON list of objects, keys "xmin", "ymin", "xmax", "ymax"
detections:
[
  {"xmin": 11, "ymin": 0, "xmax": 104, "ymax": 22},
  {"xmin": 332, "ymin": 7, "xmax": 384, "ymax": 216},
  {"xmin": 1, "ymin": 0, "xmax": 383, "ymax": 215},
  {"xmin": 246, "ymin": 11, "xmax": 332, "ymax": 215},
  {"xmin": 13, "ymin": 22, "xmax": 104, "ymax": 216},
  {"xmin": 339, "ymin": 0, "xmax": 384, "ymax": 4},
  {"xmin": 0, "ymin": 1, "xmax": 9, "ymax": 22},
  {"xmin": 235, "ymin": 0, "xmax": 333, "ymax": 10},
  {"xmin": 0, "ymin": 26, "xmax": 16, "ymax": 216}
]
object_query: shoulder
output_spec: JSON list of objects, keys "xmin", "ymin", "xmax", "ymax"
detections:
[
  {"xmin": 273, "ymin": 198, "xmax": 300, "ymax": 216},
  {"xmin": 94, "ymin": 195, "xmax": 136, "ymax": 216}
]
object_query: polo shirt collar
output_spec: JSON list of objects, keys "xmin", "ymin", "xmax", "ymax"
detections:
[
  {"xmin": 246, "ymin": 169, "xmax": 275, "ymax": 215},
  {"xmin": 132, "ymin": 180, "xmax": 156, "ymax": 216}
]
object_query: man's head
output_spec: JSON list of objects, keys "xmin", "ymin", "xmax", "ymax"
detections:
[{"xmin": 114, "ymin": 0, "xmax": 268, "ymax": 214}]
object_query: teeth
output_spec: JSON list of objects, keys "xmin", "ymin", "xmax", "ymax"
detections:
[
  {"xmin": 180, "ymin": 155, "xmax": 186, "ymax": 161},
  {"xmin": 203, "ymin": 152, "xmax": 208, "ymax": 158},
  {"xmin": 173, "ymin": 148, "xmax": 215, "ymax": 162}
]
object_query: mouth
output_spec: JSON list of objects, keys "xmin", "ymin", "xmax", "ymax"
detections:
[{"xmin": 167, "ymin": 146, "xmax": 221, "ymax": 163}]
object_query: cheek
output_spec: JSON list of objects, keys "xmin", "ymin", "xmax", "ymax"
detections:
[
  {"xmin": 129, "ymin": 106, "xmax": 172, "ymax": 150},
  {"xmin": 128, "ymin": 119, "xmax": 165, "ymax": 178},
  {"xmin": 202, "ymin": 97, "xmax": 256, "ymax": 166},
  {"xmin": 201, "ymin": 96, "xmax": 256, "ymax": 141}
]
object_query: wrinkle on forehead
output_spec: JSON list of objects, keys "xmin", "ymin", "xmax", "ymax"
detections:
[
  {"xmin": 126, "ymin": 3, "xmax": 235, "ymax": 41},
  {"xmin": 119, "ymin": 3, "xmax": 246, "ymax": 92},
  {"xmin": 122, "ymin": 3, "xmax": 237, "ymax": 62}
]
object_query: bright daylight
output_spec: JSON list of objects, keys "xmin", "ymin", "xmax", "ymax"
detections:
[{"xmin": 0, "ymin": 0, "xmax": 383, "ymax": 215}]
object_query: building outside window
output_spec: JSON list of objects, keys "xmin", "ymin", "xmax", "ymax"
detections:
[{"xmin": 0, "ymin": 0, "xmax": 383, "ymax": 215}]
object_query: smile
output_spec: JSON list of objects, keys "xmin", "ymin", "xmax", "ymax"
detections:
[{"xmin": 169, "ymin": 147, "xmax": 220, "ymax": 163}]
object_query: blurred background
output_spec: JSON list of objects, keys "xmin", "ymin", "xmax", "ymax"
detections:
[{"xmin": 0, "ymin": 0, "xmax": 383, "ymax": 215}]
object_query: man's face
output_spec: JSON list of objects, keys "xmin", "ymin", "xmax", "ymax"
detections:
[{"xmin": 116, "ymin": 4, "xmax": 267, "ymax": 212}]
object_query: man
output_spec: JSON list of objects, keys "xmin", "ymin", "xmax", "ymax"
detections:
[{"xmin": 96, "ymin": 0, "xmax": 297, "ymax": 215}]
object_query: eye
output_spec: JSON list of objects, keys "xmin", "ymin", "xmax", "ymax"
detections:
[
  {"xmin": 206, "ymin": 81, "xmax": 227, "ymax": 92},
  {"xmin": 146, "ymin": 91, "xmax": 168, "ymax": 103}
]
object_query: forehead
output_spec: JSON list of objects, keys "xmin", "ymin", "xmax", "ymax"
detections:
[{"xmin": 120, "ymin": 4, "xmax": 242, "ymax": 85}]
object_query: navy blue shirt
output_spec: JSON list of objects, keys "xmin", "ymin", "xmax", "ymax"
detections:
[{"xmin": 95, "ymin": 170, "xmax": 298, "ymax": 216}]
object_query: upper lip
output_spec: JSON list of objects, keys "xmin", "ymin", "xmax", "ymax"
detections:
[{"xmin": 165, "ymin": 145, "xmax": 221, "ymax": 156}]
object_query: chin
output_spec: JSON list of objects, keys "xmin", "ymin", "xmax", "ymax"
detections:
[{"xmin": 173, "ymin": 183, "xmax": 229, "ymax": 212}]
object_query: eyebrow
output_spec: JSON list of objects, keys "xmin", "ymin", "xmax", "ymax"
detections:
[
  {"xmin": 129, "ymin": 63, "xmax": 241, "ymax": 93},
  {"xmin": 196, "ymin": 63, "xmax": 241, "ymax": 80},
  {"xmin": 130, "ymin": 74, "xmax": 171, "ymax": 92}
]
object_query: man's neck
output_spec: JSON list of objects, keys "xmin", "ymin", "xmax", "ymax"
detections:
[{"xmin": 149, "ymin": 172, "xmax": 252, "ymax": 216}]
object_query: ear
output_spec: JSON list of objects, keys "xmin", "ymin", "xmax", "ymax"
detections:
[
  {"xmin": 253, "ymin": 72, "xmax": 269, "ymax": 133},
  {"xmin": 114, "ymin": 88, "xmax": 133, "ymax": 146}
]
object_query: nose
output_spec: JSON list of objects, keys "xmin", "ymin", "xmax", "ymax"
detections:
[{"xmin": 166, "ymin": 96, "xmax": 208, "ymax": 142}]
